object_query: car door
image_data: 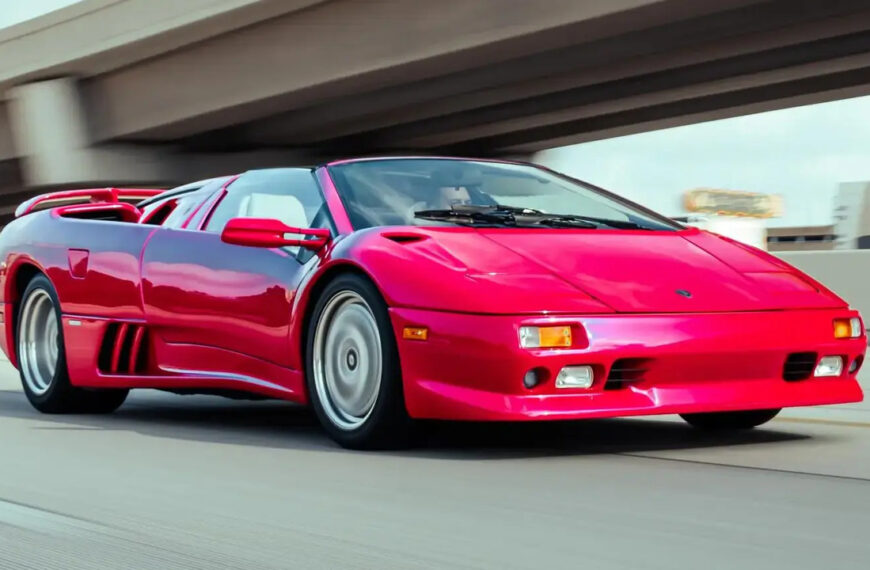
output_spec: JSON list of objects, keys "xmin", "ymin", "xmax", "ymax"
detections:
[{"xmin": 140, "ymin": 168, "xmax": 333, "ymax": 373}]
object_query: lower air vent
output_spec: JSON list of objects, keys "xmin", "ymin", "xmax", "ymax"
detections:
[
  {"xmin": 783, "ymin": 352, "xmax": 817, "ymax": 381},
  {"xmin": 98, "ymin": 322, "xmax": 150, "ymax": 374},
  {"xmin": 606, "ymin": 358, "xmax": 649, "ymax": 390}
]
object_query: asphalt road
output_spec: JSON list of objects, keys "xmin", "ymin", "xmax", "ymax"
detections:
[{"xmin": 1, "ymin": 360, "xmax": 869, "ymax": 570}]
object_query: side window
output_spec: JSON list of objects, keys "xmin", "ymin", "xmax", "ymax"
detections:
[
  {"xmin": 204, "ymin": 169, "xmax": 327, "ymax": 234},
  {"xmin": 162, "ymin": 189, "xmax": 213, "ymax": 229}
]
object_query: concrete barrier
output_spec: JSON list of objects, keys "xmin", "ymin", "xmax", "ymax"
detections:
[{"xmin": 778, "ymin": 250, "xmax": 870, "ymax": 317}]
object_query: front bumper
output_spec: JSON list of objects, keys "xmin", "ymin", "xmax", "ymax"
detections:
[{"xmin": 390, "ymin": 308, "xmax": 866, "ymax": 421}]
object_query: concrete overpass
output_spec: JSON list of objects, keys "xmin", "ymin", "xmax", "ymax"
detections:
[{"xmin": 2, "ymin": 0, "xmax": 870, "ymax": 206}]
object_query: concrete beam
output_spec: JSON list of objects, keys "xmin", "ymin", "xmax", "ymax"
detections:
[
  {"xmin": 4, "ymin": 0, "xmax": 870, "ymax": 173},
  {"xmin": 400, "ymin": 48, "xmax": 870, "ymax": 149},
  {"xmin": 224, "ymin": 2, "xmax": 870, "ymax": 146},
  {"xmin": 0, "ymin": 0, "xmax": 326, "ymax": 89},
  {"xmin": 514, "ymin": 78, "xmax": 870, "ymax": 153},
  {"xmin": 88, "ymin": 0, "xmax": 762, "ymax": 142}
]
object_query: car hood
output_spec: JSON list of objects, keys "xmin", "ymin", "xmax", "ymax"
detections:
[
  {"xmin": 351, "ymin": 227, "xmax": 844, "ymax": 314},
  {"xmin": 480, "ymin": 228, "xmax": 843, "ymax": 312}
]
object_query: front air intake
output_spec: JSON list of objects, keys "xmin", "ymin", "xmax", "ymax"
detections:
[
  {"xmin": 605, "ymin": 358, "xmax": 649, "ymax": 390},
  {"xmin": 782, "ymin": 352, "xmax": 817, "ymax": 381}
]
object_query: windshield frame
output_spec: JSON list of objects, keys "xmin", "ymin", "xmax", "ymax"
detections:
[{"xmin": 323, "ymin": 157, "xmax": 685, "ymax": 232}]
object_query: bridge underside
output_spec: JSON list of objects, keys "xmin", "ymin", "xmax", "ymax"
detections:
[
  {"xmin": 168, "ymin": 0, "xmax": 870, "ymax": 158},
  {"xmin": 1, "ymin": 0, "xmax": 870, "ymax": 210}
]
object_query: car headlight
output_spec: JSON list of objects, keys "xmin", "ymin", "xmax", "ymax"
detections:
[
  {"xmin": 833, "ymin": 317, "xmax": 863, "ymax": 339},
  {"xmin": 519, "ymin": 326, "xmax": 572, "ymax": 348},
  {"xmin": 814, "ymin": 356, "xmax": 844, "ymax": 377}
]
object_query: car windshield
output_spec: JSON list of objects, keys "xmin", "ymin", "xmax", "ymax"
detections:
[{"xmin": 327, "ymin": 158, "xmax": 680, "ymax": 231}]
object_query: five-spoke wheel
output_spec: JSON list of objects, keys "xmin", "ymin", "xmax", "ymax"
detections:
[{"xmin": 306, "ymin": 274, "xmax": 412, "ymax": 449}]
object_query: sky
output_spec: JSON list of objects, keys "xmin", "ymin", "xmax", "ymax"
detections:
[
  {"xmin": 4, "ymin": 1, "xmax": 870, "ymax": 228},
  {"xmin": 0, "ymin": 0, "xmax": 81, "ymax": 28},
  {"xmin": 535, "ymin": 95, "xmax": 870, "ymax": 228}
]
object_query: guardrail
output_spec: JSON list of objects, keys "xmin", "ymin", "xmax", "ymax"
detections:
[{"xmin": 778, "ymin": 250, "xmax": 870, "ymax": 320}]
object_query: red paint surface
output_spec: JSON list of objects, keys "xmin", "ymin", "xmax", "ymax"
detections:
[
  {"xmin": 67, "ymin": 249, "xmax": 89, "ymax": 279},
  {"xmin": 0, "ymin": 159, "xmax": 862, "ymax": 422},
  {"xmin": 391, "ymin": 307, "xmax": 865, "ymax": 419}
]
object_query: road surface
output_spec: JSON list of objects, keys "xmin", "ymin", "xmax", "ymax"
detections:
[{"xmin": 1, "ymin": 358, "xmax": 869, "ymax": 569}]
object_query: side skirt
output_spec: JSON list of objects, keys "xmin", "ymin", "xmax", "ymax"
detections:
[{"xmin": 61, "ymin": 315, "xmax": 305, "ymax": 403}]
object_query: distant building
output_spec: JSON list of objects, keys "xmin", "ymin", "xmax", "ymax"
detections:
[
  {"xmin": 832, "ymin": 181, "xmax": 870, "ymax": 249},
  {"xmin": 677, "ymin": 185, "xmax": 870, "ymax": 252},
  {"xmin": 767, "ymin": 225, "xmax": 835, "ymax": 251}
]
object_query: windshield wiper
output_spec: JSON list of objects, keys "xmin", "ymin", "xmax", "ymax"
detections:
[
  {"xmin": 413, "ymin": 207, "xmax": 520, "ymax": 227},
  {"xmin": 492, "ymin": 205, "xmax": 650, "ymax": 229},
  {"xmin": 535, "ymin": 214, "xmax": 645, "ymax": 230},
  {"xmin": 414, "ymin": 204, "xmax": 646, "ymax": 230},
  {"xmin": 414, "ymin": 205, "xmax": 597, "ymax": 229}
]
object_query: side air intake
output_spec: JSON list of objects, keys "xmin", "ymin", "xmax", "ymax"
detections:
[{"xmin": 98, "ymin": 323, "xmax": 150, "ymax": 374}]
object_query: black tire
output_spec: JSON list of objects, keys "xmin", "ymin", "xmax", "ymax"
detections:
[
  {"xmin": 16, "ymin": 273, "xmax": 128, "ymax": 414},
  {"xmin": 680, "ymin": 408, "xmax": 781, "ymax": 430},
  {"xmin": 305, "ymin": 273, "xmax": 414, "ymax": 449}
]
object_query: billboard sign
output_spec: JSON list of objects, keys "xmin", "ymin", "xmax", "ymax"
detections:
[{"xmin": 683, "ymin": 188, "xmax": 783, "ymax": 218}]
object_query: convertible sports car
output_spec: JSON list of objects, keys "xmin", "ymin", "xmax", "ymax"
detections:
[{"xmin": 0, "ymin": 157, "xmax": 864, "ymax": 448}]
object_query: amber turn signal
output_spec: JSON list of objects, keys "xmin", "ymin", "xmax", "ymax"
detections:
[
  {"xmin": 403, "ymin": 326, "xmax": 429, "ymax": 341},
  {"xmin": 833, "ymin": 317, "xmax": 862, "ymax": 339},
  {"xmin": 519, "ymin": 325, "xmax": 572, "ymax": 348}
]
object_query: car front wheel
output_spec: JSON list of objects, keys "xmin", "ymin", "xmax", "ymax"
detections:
[
  {"xmin": 680, "ymin": 408, "xmax": 781, "ymax": 430},
  {"xmin": 305, "ymin": 273, "xmax": 413, "ymax": 449}
]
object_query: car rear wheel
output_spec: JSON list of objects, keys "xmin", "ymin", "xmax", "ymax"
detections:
[
  {"xmin": 306, "ymin": 273, "xmax": 413, "ymax": 449},
  {"xmin": 17, "ymin": 274, "xmax": 128, "ymax": 414},
  {"xmin": 680, "ymin": 408, "xmax": 781, "ymax": 430}
]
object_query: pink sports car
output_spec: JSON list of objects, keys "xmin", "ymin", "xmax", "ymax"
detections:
[{"xmin": 0, "ymin": 157, "xmax": 864, "ymax": 448}]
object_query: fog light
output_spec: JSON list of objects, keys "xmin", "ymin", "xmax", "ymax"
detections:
[
  {"xmin": 519, "ymin": 326, "xmax": 572, "ymax": 348},
  {"xmin": 814, "ymin": 356, "xmax": 844, "ymax": 377},
  {"xmin": 523, "ymin": 370, "xmax": 540, "ymax": 389},
  {"xmin": 833, "ymin": 317, "xmax": 863, "ymax": 339},
  {"xmin": 555, "ymin": 365, "xmax": 594, "ymax": 389}
]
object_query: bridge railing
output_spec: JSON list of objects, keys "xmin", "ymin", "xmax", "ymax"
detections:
[{"xmin": 778, "ymin": 250, "xmax": 870, "ymax": 320}]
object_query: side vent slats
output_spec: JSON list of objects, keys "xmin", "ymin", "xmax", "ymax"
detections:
[
  {"xmin": 128, "ymin": 326, "xmax": 147, "ymax": 373},
  {"xmin": 98, "ymin": 322, "xmax": 150, "ymax": 375},
  {"xmin": 110, "ymin": 323, "xmax": 130, "ymax": 373}
]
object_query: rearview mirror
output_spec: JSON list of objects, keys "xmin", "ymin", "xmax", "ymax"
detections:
[{"xmin": 220, "ymin": 217, "xmax": 330, "ymax": 250}]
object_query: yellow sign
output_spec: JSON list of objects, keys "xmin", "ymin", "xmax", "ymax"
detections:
[{"xmin": 683, "ymin": 188, "xmax": 783, "ymax": 218}]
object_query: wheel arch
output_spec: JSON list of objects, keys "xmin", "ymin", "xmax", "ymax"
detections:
[
  {"xmin": 293, "ymin": 261, "xmax": 389, "ymax": 397},
  {"xmin": 4, "ymin": 260, "xmax": 48, "ymax": 367}
]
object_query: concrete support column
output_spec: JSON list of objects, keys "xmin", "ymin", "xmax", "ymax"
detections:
[
  {"xmin": 0, "ymin": 104, "xmax": 16, "ymax": 161},
  {"xmin": 6, "ymin": 78, "xmax": 172, "ymax": 187}
]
